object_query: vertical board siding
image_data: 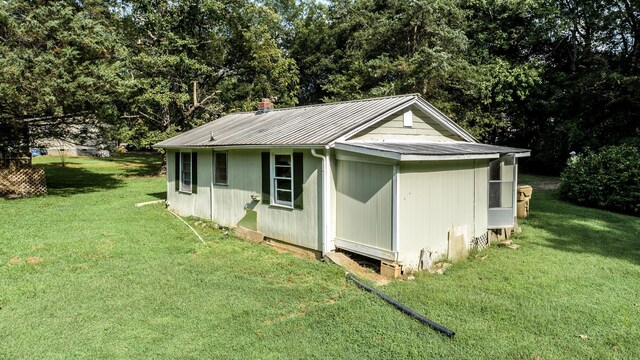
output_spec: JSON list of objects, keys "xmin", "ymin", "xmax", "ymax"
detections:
[
  {"xmin": 349, "ymin": 105, "xmax": 463, "ymax": 142},
  {"xmin": 336, "ymin": 160, "xmax": 393, "ymax": 250},
  {"xmin": 211, "ymin": 149, "xmax": 321, "ymax": 251},
  {"xmin": 329, "ymin": 154, "xmax": 338, "ymax": 251},
  {"xmin": 474, "ymin": 161, "xmax": 489, "ymax": 236},
  {"xmin": 167, "ymin": 149, "xmax": 212, "ymax": 219},
  {"xmin": 397, "ymin": 160, "xmax": 486, "ymax": 267}
]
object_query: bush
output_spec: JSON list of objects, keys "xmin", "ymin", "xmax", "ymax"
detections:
[{"xmin": 559, "ymin": 145, "xmax": 640, "ymax": 215}]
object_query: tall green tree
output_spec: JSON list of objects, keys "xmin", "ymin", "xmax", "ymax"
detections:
[
  {"xmin": 0, "ymin": 0, "xmax": 128, "ymax": 160},
  {"xmin": 467, "ymin": 0, "xmax": 640, "ymax": 173},
  {"xmin": 282, "ymin": 0, "xmax": 540, "ymax": 141},
  {"xmin": 119, "ymin": 0, "xmax": 299, "ymax": 149}
]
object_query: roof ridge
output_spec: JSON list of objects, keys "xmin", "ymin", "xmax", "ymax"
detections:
[{"xmin": 226, "ymin": 93, "xmax": 420, "ymax": 115}]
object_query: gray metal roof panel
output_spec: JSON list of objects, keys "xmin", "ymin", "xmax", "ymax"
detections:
[
  {"xmin": 341, "ymin": 141, "xmax": 530, "ymax": 155},
  {"xmin": 155, "ymin": 95, "xmax": 416, "ymax": 147}
]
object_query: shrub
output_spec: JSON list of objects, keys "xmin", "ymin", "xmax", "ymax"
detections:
[{"xmin": 559, "ymin": 145, "xmax": 640, "ymax": 215}]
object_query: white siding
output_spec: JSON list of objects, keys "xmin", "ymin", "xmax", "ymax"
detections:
[
  {"xmin": 166, "ymin": 149, "xmax": 322, "ymax": 251},
  {"xmin": 167, "ymin": 149, "xmax": 212, "ymax": 219},
  {"xmin": 335, "ymin": 160, "xmax": 393, "ymax": 251},
  {"xmin": 474, "ymin": 162, "xmax": 489, "ymax": 236},
  {"xmin": 396, "ymin": 160, "xmax": 488, "ymax": 268},
  {"xmin": 329, "ymin": 152, "xmax": 338, "ymax": 252},
  {"xmin": 349, "ymin": 105, "xmax": 463, "ymax": 142}
]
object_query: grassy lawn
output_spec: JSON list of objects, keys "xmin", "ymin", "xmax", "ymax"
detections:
[{"xmin": 1, "ymin": 157, "xmax": 639, "ymax": 359}]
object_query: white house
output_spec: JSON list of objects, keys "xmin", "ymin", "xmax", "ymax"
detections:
[{"xmin": 154, "ymin": 94, "xmax": 529, "ymax": 271}]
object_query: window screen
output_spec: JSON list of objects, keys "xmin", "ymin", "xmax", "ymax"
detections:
[
  {"xmin": 214, "ymin": 152, "xmax": 228, "ymax": 185},
  {"xmin": 180, "ymin": 152, "xmax": 192, "ymax": 192}
]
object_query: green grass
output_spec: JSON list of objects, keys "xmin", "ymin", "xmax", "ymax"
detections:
[{"xmin": 1, "ymin": 156, "xmax": 639, "ymax": 359}]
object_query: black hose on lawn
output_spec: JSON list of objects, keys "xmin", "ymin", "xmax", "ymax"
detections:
[{"xmin": 346, "ymin": 273, "xmax": 456, "ymax": 338}]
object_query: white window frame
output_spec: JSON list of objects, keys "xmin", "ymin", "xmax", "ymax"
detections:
[
  {"xmin": 213, "ymin": 151, "xmax": 228, "ymax": 186},
  {"xmin": 270, "ymin": 150, "xmax": 294, "ymax": 208},
  {"xmin": 179, "ymin": 151, "xmax": 192, "ymax": 193},
  {"xmin": 487, "ymin": 154, "xmax": 516, "ymax": 228}
]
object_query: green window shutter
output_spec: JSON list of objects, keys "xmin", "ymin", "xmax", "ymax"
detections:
[
  {"xmin": 261, "ymin": 152, "xmax": 270, "ymax": 204},
  {"xmin": 293, "ymin": 152, "xmax": 303, "ymax": 209},
  {"xmin": 192, "ymin": 152, "xmax": 198, "ymax": 194},
  {"xmin": 174, "ymin": 152, "xmax": 180, "ymax": 191}
]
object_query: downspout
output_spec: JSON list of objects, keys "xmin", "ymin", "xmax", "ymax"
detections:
[{"xmin": 311, "ymin": 147, "xmax": 332, "ymax": 255}]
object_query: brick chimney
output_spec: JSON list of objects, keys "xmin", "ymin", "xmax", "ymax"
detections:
[{"xmin": 258, "ymin": 98, "xmax": 274, "ymax": 113}]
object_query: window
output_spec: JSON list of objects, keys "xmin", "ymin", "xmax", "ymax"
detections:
[
  {"xmin": 273, "ymin": 153, "xmax": 293, "ymax": 207},
  {"xmin": 174, "ymin": 151, "xmax": 197, "ymax": 194},
  {"xmin": 214, "ymin": 152, "xmax": 228, "ymax": 185},
  {"xmin": 488, "ymin": 156, "xmax": 514, "ymax": 208},
  {"xmin": 488, "ymin": 154, "xmax": 515, "ymax": 228},
  {"xmin": 180, "ymin": 152, "xmax": 192, "ymax": 192},
  {"xmin": 261, "ymin": 151, "xmax": 303, "ymax": 209}
]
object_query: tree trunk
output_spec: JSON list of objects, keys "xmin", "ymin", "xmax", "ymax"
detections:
[{"xmin": 158, "ymin": 153, "xmax": 167, "ymax": 176}]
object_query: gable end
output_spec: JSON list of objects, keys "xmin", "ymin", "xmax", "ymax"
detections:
[{"xmin": 348, "ymin": 105, "xmax": 464, "ymax": 142}]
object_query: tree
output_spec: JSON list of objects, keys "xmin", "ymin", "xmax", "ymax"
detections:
[
  {"xmin": 118, "ymin": 0, "xmax": 299, "ymax": 151},
  {"xmin": 0, "ymin": 0, "xmax": 128, "ymax": 161},
  {"xmin": 462, "ymin": 0, "xmax": 640, "ymax": 173},
  {"xmin": 281, "ymin": 0, "xmax": 540, "ymax": 142}
]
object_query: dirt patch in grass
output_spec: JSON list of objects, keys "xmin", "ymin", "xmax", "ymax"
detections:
[
  {"xmin": 7, "ymin": 256, "xmax": 43, "ymax": 265},
  {"xmin": 26, "ymin": 257, "xmax": 43, "ymax": 264},
  {"xmin": 96, "ymin": 240, "xmax": 113, "ymax": 252}
]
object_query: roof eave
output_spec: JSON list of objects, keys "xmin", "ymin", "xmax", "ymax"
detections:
[
  {"xmin": 152, "ymin": 144, "xmax": 327, "ymax": 150},
  {"xmin": 334, "ymin": 142, "xmax": 401, "ymax": 160},
  {"xmin": 335, "ymin": 142, "xmax": 530, "ymax": 161},
  {"xmin": 400, "ymin": 154, "xmax": 500, "ymax": 161}
]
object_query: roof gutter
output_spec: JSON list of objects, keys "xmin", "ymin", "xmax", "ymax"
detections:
[
  {"xmin": 153, "ymin": 144, "xmax": 326, "ymax": 150},
  {"xmin": 400, "ymin": 154, "xmax": 500, "ymax": 161},
  {"xmin": 334, "ymin": 143, "xmax": 400, "ymax": 160},
  {"xmin": 335, "ymin": 143, "xmax": 509, "ymax": 161},
  {"xmin": 514, "ymin": 152, "xmax": 531, "ymax": 158}
]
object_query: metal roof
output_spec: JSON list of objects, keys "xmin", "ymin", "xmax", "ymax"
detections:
[
  {"xmin": 155, "ymin": 94, "xmax": 452, "ymax": 148},
  {"xmin": 335, "ymin": 141, "xmax": 530, "ymax": 161},
  {"xmin": 341, "ymin": 141, "xmax": 529, "ymax": 155}
]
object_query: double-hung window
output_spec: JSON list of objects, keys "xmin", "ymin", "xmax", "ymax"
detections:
[
  {"xmin": 260, "ymin": 151, "xmax": 303, "ymax": 209},
  {"xmin": 273, "ymin": 153, "xmax": 293, "ymax": 207},
  {"xmin": 181, "ymin": 152, "xmax": 192, "ymax": 191},
  {"xmin": 174, "ymin": 151, "xmax": 197, "ymax": 194},
  {"xmin": 214, "ymin": 152, "xmax": 228, "ymax": 185}
]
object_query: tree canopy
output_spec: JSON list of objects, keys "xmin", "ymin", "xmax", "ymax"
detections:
[{"xmin": 1, "ymin": 0, "xmax": 638, "ymax": 173}]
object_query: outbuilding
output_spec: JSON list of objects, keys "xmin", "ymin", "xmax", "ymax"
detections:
[{"xmin": 154, "ymin": 94, "xmax": 529, "ymax": 271}]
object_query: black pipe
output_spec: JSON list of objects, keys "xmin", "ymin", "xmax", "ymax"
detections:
[{"xmin": 346, "ymin": 273, "xmax": 456, "ymax": 338}]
